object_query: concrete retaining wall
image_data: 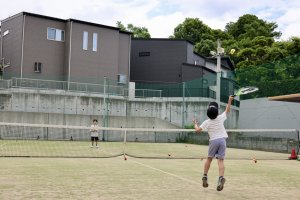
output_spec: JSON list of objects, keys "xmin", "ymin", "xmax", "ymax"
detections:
[{"xmin": 0, "ymin": 88, "xmax": 239, "ymax": 129}]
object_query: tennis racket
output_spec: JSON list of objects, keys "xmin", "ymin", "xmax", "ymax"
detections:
[{"xmin": 232, "ymin": 86, "xmax": 259, "ymax": 97}]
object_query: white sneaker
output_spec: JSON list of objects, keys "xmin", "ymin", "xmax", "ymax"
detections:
[{"xmin": 96, "ymin": 146, "xmax": 99, "ymax": 148}]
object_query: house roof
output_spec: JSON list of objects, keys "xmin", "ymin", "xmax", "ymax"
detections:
[
  {"xmin": 1, "ymin": 12, "xmax": 131, "ymax": 35},
  {"xmin": 206, "ymin": 56, "xmax": 235, "ymax": 71},
  {"xmin": 68, "ymin": 18, "xmax": 131, "ymax": 34},
  {"xmin": 182, "ymin": 62, "xmax": 216, "ymax": 74},
  {"xmin": 193, "ymin": 51, "xmax": 207, "ymax": 59},
  {"xmin": 268, "ymin": 93, "xmax": 300, "ymax": 103},
  {"xmin": 132, "ymin": 38, "xmax": 195, "ymax": 45}
]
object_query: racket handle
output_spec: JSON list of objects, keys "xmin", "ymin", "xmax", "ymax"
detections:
[{"xmin": 231, "ymin": 95, "xmax": 236, "ymax": 97}]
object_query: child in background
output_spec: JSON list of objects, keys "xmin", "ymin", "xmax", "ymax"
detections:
[{"xmin": 90, "ymin": 119, "xmax": 100, "ymax": 148}]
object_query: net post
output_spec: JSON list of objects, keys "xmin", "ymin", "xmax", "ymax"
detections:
[
  {"xmin": 123, "ymin": 129, "xmax": 127, "ymax": 157},
  {"xmin": 297, "ymin": 129, "xmax": 300, "ymax": 156}
]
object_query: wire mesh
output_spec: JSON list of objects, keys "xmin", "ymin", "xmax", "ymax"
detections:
[{"xmin": 0, "ymin": 122, "xmax": 298, "ymax": 160}]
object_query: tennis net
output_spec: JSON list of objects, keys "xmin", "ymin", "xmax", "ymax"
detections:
[{"xmin": 0, "ymin": 122, "xmax": 298, "ymax": 160}]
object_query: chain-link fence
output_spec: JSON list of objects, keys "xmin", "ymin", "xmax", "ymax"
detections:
[
  {"xmin": 135, "ymin": 73, "xmax": 240, "ymax": 106},
  {"xmin": 235, "ymin": 53, "xmax": 300, "ymax": 99}
]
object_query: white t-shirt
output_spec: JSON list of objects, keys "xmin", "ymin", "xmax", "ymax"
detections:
[
  {"xmin": 90, "ymin": 124, "xmax": 99, "ymax": 137},
  {"xmin": 200, "ymin": 111, "xmax": 228, "ymax": 141}
]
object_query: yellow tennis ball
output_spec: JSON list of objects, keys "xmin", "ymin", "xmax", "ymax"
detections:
[{"xmin": 230, "ymin": 49, "xmax": 236, "ymax": 54}]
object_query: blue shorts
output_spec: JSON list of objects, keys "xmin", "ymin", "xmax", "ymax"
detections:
[{"xmin": 208, "ymin": 138, "xmax": 226, "ymax": 159}]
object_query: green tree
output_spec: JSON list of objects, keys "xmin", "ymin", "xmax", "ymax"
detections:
[
  {"xmin": 225, "ymin": 14, "xmax": 281, "ymax": 40},
  {"xmin": 172, "ymin": 18, "xmax": 213, "ymax": 43},
  {"xmin": 116, "ymin": 21, "xmax": 151, "ymax": 38},
  {"xmin": 195, "ymin": 39, "xmax": 215, "ymax": 56},
  {"xmin": 252, "ymin": 36, "xmax": 274, "ymax": 47},
  {"xmin": 170, "ymin": 14, "xmax": 300, "ymax": 98},
  {"xmin": 212, "ymin": 29, "xmax": 232, "ymax": 41},
  {"xmin": 286, "ymin": 37, "xmax": 300, "ymax": 55},
  {"xmin": 116, "ymin": 21, "xmax": 126, "ymax": 31},
  {"xmin": 226, "ymin": 36, "xmax": 279, "ymax": 69}
]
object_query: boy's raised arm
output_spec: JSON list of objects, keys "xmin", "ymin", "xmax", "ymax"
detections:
[{"xmin": 225, "ymin": 96, "xmax": 235, "ymax": 113}]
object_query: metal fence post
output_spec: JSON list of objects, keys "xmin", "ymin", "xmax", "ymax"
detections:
[{"xmin": 182, "ymin": 82, "xmax": 186, "ymax": 128}]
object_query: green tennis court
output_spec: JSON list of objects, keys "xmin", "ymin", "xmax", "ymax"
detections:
[
  {"xmin": 1, "ymin": 124, "xmax": 299, "ymax": 199},
  {"xmin": 0, "ymin": 144, "xmax": 299, "ymax": 200}
]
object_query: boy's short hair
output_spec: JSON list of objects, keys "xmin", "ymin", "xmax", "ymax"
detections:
[
  {"xmin": 207, "ymin": 102, "xmax": 218, "ymax": 119},
  {"xmin": 93, "ymin": 119, "xmax": 98, "ymax": 122}
]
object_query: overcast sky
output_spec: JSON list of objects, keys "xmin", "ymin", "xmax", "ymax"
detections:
[{"xmin": 0, "ymin": 0, "xmax": 299, "ymax": 40}]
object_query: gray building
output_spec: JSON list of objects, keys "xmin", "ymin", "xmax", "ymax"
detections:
[
  {"xmin": 0, "ymin": 12, "xmax": 131, "ymax": 84},
  {"xmin": 130, "ymin": 38, "xmax": 237, "ymax": 101},
  {"xmin": 130, "ymin": 38, "xmax": 234, "ymax": 84}
]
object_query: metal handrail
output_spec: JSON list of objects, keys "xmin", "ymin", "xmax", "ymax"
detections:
[{"xmin": 9, "ymin": 77, "xmax": 126, "ymax": 96}]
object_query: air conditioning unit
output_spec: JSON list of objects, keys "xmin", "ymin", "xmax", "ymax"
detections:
[{"xmin": 117, "ymin": 74, "xmax": 127, "ymax": 84}]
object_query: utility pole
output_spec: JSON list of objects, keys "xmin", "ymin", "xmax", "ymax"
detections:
[{"xmin": 216, "ymin": 39, "xmax": 223, "ymax": 105}]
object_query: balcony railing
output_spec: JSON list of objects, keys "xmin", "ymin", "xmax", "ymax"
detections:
[
  {"xmin": 0, "ymin": 78, "xmax": 164, "ymax": 98},
  {"xmin": 8, "ymin": 77, "xmax": 126, "ymax": 96},
  {"xmin": 0, "ymin": 79, "xmax": 12, "ymax": 89}
]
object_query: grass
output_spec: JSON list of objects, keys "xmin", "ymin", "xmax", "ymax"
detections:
[
  {"xmin": 0, "ymin": 141, "xmax": 299, "ymax": 199},
  {"xmin": 0, "ymin": 157, "xmax": 299, "ymax": 200}
]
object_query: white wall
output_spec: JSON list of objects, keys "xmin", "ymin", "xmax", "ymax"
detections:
[{"xmin": 238, "ymin": 98, "xmax": 300, "ymax": 130}]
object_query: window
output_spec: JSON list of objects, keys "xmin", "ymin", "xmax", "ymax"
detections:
[
  {"xmin": 34, "ymin": 62, "xmax": 42, "ymax": 73},
  {"xmin": 47, "ymin": 28, "xmax": 55, "ymax": 40},
  {"xmin": 47, "ymin": 28, "xmax": 64, "ymax": 42},
  {"xmin": 92, "ymin": 33, "xmax": 98, "ymax": 52},
  {"xmin": 139, "ymin": 52, "xmax": 150, "ymax": 57},
  {"xmin": 56, "ymin": 29, "xmax": 64, "ymax": 41},
  {"xmin": 83, "ymin": 31, "xmax": 88, "ymax": 50},
  {"xmin": 117, "ymin": 74, "xmax": 127, "ymax": 84}
]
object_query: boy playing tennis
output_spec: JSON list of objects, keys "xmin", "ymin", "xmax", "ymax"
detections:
[
  {"xmin": 90, "ymin": 119, "xmax": 100, "ymax": 148},
  {"xmin": 193, "ymin": 96, "xmax": 234, "ymax": 191}
]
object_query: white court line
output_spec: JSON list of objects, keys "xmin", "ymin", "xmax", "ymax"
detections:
[
  {"xmin": 130, "ymin": 159, "xmax": 201, "ymax": 186},
  {"xmin": 94, "ymin": 147, "xmax": 201, "ymax": 186}
]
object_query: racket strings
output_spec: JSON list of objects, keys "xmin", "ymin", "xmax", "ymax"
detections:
[{"xmin": 236, "ymin": 86, "xmax": 259, "ymax": 95}]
